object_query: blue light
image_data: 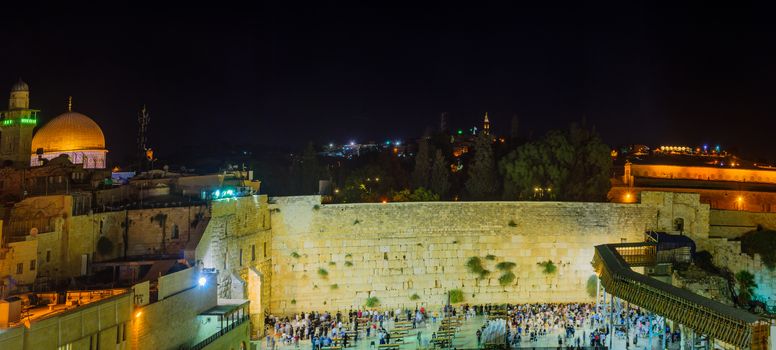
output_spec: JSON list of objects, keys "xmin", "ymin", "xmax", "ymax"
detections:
[
  {"xmin": 394, "ymin": 140, "xmax": 401, "ymax": 146},
  {"xmin": 213, "ymin": 190, "xmax": 221, "ymax": 198},
  {"xmin": 198, "ymin": 277, "xmax": 207, "ymax": 286}
]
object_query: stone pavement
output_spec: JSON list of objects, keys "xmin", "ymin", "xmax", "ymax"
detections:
[{"xmin": 255, "ymin": 315, "xmax": 684, "ymax": 350}]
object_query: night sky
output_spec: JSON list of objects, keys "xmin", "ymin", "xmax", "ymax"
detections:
[{"xmin": 1, "ymin": 3, "xmax": 775, "ymax": 163}]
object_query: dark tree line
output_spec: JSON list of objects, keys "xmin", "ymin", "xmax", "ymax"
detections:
[{"xmin": 256, "ymin": 121, "xmax": 611, "ymax": 203}]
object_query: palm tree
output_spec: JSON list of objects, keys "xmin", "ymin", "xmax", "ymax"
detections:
[{"xmin": 735, "ymin": 270, "xmax": 757, "ymax": 305}]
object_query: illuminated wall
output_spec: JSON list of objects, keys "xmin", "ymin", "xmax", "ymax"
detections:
[
  {"xmin": 30, "ymin": 149, "xmax": 107, "ymax": 169},
  {"xmin": 628, "ymin": 164, "xmax": 776, "ymax": 184}
]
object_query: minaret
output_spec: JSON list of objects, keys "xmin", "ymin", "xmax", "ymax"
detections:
[
  {"xmin": 482, "ymin": 112, "xmax": 490, "ymax": 135},
  {"xmin": 0, "ymin": 79, "xmax": 39, "ymax": 166}
]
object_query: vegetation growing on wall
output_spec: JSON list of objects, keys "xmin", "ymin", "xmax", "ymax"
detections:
[
  {"xmin": 330, "ymin": 284, "xmax": 339, "ymax": 290},
  {"xmin": 291, "ymin": 299, "xmax": 296, "ymax": 304},
  {"xmin": 508, "ymin": 220, "xmax": 517, "ymax": 227},
  {"xmin": 485, "ymin": 254, "xmax": 496, "ymax": 261},
  {"xmin": 448, "ymin": 289, "xmax": 464, "ymax": 304},
  {"xmin": 538, "ymin": 260, "xmax": 557, "ymax": 274},
  {"xmin": 410, "ymin": 293, "xmax": 420, "ymax": 301},
  {"xmin": 365, "ymin": 297, "xmax": 380, "ymax": 308},
  {"xmin": 291, "ymin": 252, "xmax": 301, "ymax": 259},
  {"xmin": 317, "ymin": 268, "xmax": 329, "ymax": 278},
  {"xmin": 329, "ymin": 261, "xmax": 336, "ymax": 266},
  {"xmin": 313, "ymin": 204, "xmax": 321, "ymax": 210},
  {"xmin": 465, "ymin": 257, "xmax": 489, "ymax": 278},
  {"xmin": 344, "ymin": 261, "xmax": 353, "ymax": 267},
  {"xmin": 498, "ymin": 271, "xmax": 516, "ymax": 287},
  {"xmin": 586, "ymin": 275, "xmax": 598, "ymax": 298},
  {"xmin": 496, "ymin": 261, "xmax": 516, "ymax": 271}
]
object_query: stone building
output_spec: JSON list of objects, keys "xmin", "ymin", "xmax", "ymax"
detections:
[
  {"xmin": 30, "ymin": 98, "xmax": 108, "ymax": 169},
  {"xmin": 0, "ymin": 79, "xmax": 38, "ymax": 167}
]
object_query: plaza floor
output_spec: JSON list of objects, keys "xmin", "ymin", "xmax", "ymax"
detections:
[{"xmin": 255, "ymin": 315, "xmax": 684, "ymax": 350}]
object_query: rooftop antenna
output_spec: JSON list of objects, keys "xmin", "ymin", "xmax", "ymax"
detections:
[
  {"xmin": 137, "ymin": 105, "xmax": 151, "ymax": 170},
  {"xmin": 67, "ymin": 96, "xmax": 72, "ymax": 112}
]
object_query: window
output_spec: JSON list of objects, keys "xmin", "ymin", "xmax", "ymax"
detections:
[
  {"xmin": 16, "ymin": 263, "xmax": 23, "ymax": 274},
  {"xmin": 251, "ymin": 245, "xmax": 256, "ymax": 261},
  {"xmin": 46, "ymin": 250, "xmax": 51, "ymax": 262},
  {"xmin": 30, "ymin": 259, "xmax": 36, "ymax": 271}
]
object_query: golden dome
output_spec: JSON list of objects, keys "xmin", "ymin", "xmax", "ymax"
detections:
[{"xmin": 31, "ymin": 111, "xmax": 106, "ymax": 153}]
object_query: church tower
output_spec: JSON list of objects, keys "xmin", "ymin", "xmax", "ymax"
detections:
[
  {"xmin": 482, "ymin": 112, "xmax": 490, "ymax": 135},
  {"xmin": 0, "ymin": 79, "xmax": 39, "ymax": 166}
]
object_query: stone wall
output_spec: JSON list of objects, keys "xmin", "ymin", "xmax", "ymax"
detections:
[
  {"xmin": 697, "ymin": 237, "xmax": 776, "ymax": 309},
  {"xmin": 267, "ymin": 196, "xmax": 660, "ymax": 314},
  {"xmin": 708, "ymin": 209, "xmax": 776, "ymax": 238}
]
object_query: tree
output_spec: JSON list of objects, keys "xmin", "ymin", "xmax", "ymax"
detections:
[
  {"xmin": 301, "ymin": 142, "xmax": 320, "ymax": 194},
  {"xmin": 412, "ymin": 136, "xmax": 433, "ymax": 189},
  {"xmin": 430, "ymin": 149, "xmax": 451, "ymax": 198},
  {"xmin": 465, "ymin": 133, "xmax": 498, "ymax": 200},
  {"xmin": 499, "ymin": 123, "xmax": 611, "ymax": 201},
  {"xmin": 735, "ymin": 270, "xmax": 757, "ymax": 305}
]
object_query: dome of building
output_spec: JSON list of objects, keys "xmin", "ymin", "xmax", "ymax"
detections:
[
  {"xmin": 31, "ymin": 111, "xmax": 105, "ymax": 153},
  {"xmin": 11, "ymin": 78, "xmax": 28, "ymax": 91}
]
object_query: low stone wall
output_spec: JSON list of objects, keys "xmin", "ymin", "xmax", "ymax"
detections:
[{"xmin": 697, "ymin": 238, "xmax": 776, "ymax": 308}]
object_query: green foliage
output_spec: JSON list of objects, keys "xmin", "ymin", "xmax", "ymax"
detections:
[
  {"xmin": 409, "ymin": 293, "xmax": 421, "ymax": 301},
  {"xmin": 391, "ymin": 187, "xmax": 440, "ymax": 202},
  {"xmin": 735, "ymin": 270, "xmax": 758, "ymax": 304},
  {"xmin": 96, "ymin": 236, "xmax": 113, "ymax": 256},
  {"xmin": 345, "ymin": 253, "xmax": 352, "ymax": 258},
  {"xmin": 313, "ymin": 284, "xmax": 318, "ymax": 289},
  {"xmin": 586, "ymin": 275, "xmax": 598, "ymax": 298},
  {"xmin": 498, "ymin": 271, "xmax": 516, "ymax": 287},
  {"xmin": 329, "ymin": 261, "xmax": 336, "ymax": 266},
  {"xmin": 430, "ymin": 149, "xmax": 451, "ymax": 198},
  {"xmin": 330, "ymin": 284, "xmax": 339, "ymax": 290},
  {"xmin": 291, "ymin": 299, "xmax": 296, "ymax": 305},
  {"xmin": 317, "ymin": 268, "xmax": 329, "ymax": 278},
  {"xmin": 465, "ymin": 133, "xmax": 498, "ymax": 200},
  {"xmin": 290, "ymin": 252, "xmax": 301, "ymax": 259},
  {"xmin": 496, "ymin": 261, "xmax": 516, "ymax": 271},
  {"xmin": 465, "ymin": 257, "xmax": 489, "ymax": 278},
  {"xmin": 508, "ymin": 220, "xmax": 517, "ymax": 227},
  {"xmin": 344, "ymin": 261, "xmax": 353, "ymax": 267},
  {"xmin": 485, "ymin": 254, "xmax": 496, "ymax": 261},
  {"xmin": 353, "ymin": 219, "xmax": 361, "ymax": 225},
  {"xmin": 412, "ymin": 136, "xmax": 433, "ymax": 189},
  {"xmin": 538, "ymin": 260, "xmax": 557, "ymax": 274},
  {"xmin": 448, "ymin": 289, "xmax": 464, "ymax": 304},
  {"xmin": 313, "ymin": 204, "xmax": 321, "ymax": 210},
  {"xmin": 499, "ymin": 123, "xmax": 611, "ymax": 201},
  {"xmin": 365, "ymin": 297, "xmax": 380, "ymax": 308},
  {"xmin": 740, "ymin": 229, "xmax": 776, "ymax": 269}
]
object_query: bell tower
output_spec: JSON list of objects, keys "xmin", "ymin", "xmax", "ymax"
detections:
[{"xmin": 0, "ymin": 79, "xmax": 39, "ymax": 166}]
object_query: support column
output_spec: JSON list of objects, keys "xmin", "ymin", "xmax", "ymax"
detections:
[
  {"xmin": 679, "ymin": 324, "xmax": 685, "ymax": 350},
  {"xmin": 596, "ymin": 277, "xmax": 601, "ymax": 313},
  {"xmin": 609, "ymin": 293, "xmax": 615, "ymax": 350},
  {"xmin": 661, "ymin": 317, "xmax": 666, "ymax": 350}
]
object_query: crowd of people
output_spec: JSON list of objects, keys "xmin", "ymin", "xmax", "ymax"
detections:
[{"xmin": 260, "ymin": 302, "xmax": 682, "ymax": 349}]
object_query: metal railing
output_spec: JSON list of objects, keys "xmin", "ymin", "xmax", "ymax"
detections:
[{"xmin": 189, "ymin": 315, "xmax": 249, "ymax": 350}]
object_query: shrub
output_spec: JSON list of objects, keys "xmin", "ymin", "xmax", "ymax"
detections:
[
  {"xmin": 330, "ymin": 284, "xmax": 339, "ymax": 290},
  {"xmin": 496, "ymin": 261, "xmax": 516, "ymax": 271},
  {"xmin": 291, "ymin": 299, "xmax": 296, "ymax": 304},
  {"xmin": 345, "ymin": 253, "xmax": 352, "ymax": 258},
  {"xmin": 353, "ymin": 219, "xmax": 361, "ymax": 225},
  {"xmin": 410, "ymin": 293, "xmax": 421, "ymax": 301},
  {"xmin": 485, "ymin": 254, "xmax": 496, "ymax": 261},
  {"xmin": 586, "ymin": 275, "xmax": 598, "ymax": 298},
  {"xmin": 508, "ymin": 220, "xmax": 517, "ymax": 227},
  {"xmin": 329, "ymin": 261, "xmax": 336, "ymax": 266},
  {"xmin": 365, "ymin": 297, "xmax": 380, "ymax": 308},
  {"xmin": 291, "ymin": 252, "xmax": 301, "ymax": 259},
  {"xmin": 498, "ymin": 272, "xmax": 516, "ymax": 287},
  {"xmin": 538, "ymin": 260, "xmax": 557, "ymax": 274},
  {"xmin": 344, "ymin": 261, "xmax": 353, "ymax": 267},
  {"xmin": 465, "ymin": 257, "xmax": 489, "ymax": 278},
  {"xmin": 317, "ymin": 268, "xmax": 329, "ymax": 278},
  {"xmin": 313, "ymin": 204, "xmax": 321, "ymax": 210},
  {"xmin": 448, "ymin": 289, "xmax": 464, "ymax": 304}
]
